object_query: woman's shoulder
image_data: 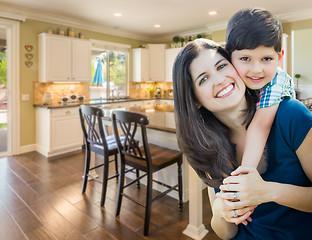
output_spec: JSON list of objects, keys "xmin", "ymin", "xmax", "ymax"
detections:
[
  {"xmin": 278, "ymin": 98, "xmax": 312, "ymax": 118},
  {"xmin": 276, "ymin": 98, "xmax": 312, "ymax": 150}
]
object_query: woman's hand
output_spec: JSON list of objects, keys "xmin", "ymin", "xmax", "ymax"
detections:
[
  {"xmin": 213, "ymin": 195, "xmax": 253, "ymax": 225},
  {"xmin": 218, "ymin": 167, "xmax": 269, "ymax": 209}
]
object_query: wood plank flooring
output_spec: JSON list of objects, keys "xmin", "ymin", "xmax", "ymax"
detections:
[{"xmin": 0, "ymin": 150, "xmax": 221, "ymax": 240}]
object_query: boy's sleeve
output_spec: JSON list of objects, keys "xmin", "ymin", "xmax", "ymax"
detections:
[{"xmin": 257, "ymin": 68, "xmax": 295, "ymax": 109}]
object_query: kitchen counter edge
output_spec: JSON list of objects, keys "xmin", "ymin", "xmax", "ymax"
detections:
[{"xmin": 33, "ymin": 98, "xmax": 174, "ymax": 109}]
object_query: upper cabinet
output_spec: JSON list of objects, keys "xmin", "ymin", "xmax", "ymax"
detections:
[
  {"xmin": 38, "ymin": 33, "xmax": 91, "ymax": 82},
  {"xmin": 132, "ymin": 44, "xmax": 166, "ymax": 82},
  {"xmin": 147, "ymin": 44, "xmax": 166, "ymax": 82},
  {"xmin": 165, "ymin": 47, "xmax": 182, "ymax": 82},
  {"xmin": 132, "ymin": 48, "xmax": 149, "ymax": 82}
]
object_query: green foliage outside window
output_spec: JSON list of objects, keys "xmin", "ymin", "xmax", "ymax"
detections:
[
  {"xmin": 109, "ymin": 51, "xmax": 125, "ymax": 86},
  {"xmin": 0, "ymin": 52, "xmax": 6, "ymax": 87}
]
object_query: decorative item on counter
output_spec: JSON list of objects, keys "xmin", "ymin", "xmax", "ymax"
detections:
[
  {"xmin": 47, "ymin": 28, "xmax": 54, "ymax": 34},
  {"xmin": 77, "ymin": 93, "xmax": 85, "ymax": 102},
  {"xmin": 155, "ymin": 87, "xmax": 162, "ymax": 98},
  {"xmin": 60, "ymin": 93, "xmax": 69, "ymax": 104},
  {"xmin": 24, "ymin": 44, "xmax": 33, "ymax": 52},
  {"xmin": 78, "ymin": 32, "xmax": 85, "ymax": 39},
  {"xmin": 42, "ymin": 91, "xmax": 53, "ymax": 105},
  {"xmin": 167, "ymin": 88, "xmax": 173, "ymax": 98},
  {"xmin": 67, "ymin": 28, "xmax": 75, "ymax": 37},
  {"xmin": 147, "ymin": 86, "xmax": 156, "ymax": 98},
  {"xmin": 69, "ymin": 93, "xmax": 77, "ymax": 103},
  {"xmin": 57, "ymin": 27, "xmax": 65, "ymax": 35}
]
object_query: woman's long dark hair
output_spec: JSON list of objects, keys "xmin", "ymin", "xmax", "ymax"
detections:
[{"xmin": 172, "ymin": 39, "xmax": 257, "ymax": 188}]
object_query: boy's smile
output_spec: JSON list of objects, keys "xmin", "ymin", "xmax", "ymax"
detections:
[{"xmin": 231, "ymin": 45, "xmax": 283, "ymax": 90}]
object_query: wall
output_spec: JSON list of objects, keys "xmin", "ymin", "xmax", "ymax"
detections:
[
  {"xmin": 282, "ymin": 19, "xmax": 312, "ymax": 77},
  {"xmin": 292, "ymin": 28, "xmax": 312, "ymax": 98},
  {"xmin": 20, "ymin": 19, "xmax": 147, "ymax": 148}
]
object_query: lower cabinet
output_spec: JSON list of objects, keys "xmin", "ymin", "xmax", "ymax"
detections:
[{"xmin": 36, "ymin": 107, "xmax": 83, "ymax": 157}]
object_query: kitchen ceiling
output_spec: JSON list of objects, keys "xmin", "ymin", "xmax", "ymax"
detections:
[{"xmin": 1, "ymin": 0, "xmax": 312, "ymax": 41}]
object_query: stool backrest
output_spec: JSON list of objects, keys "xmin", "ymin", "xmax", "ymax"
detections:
[
  {"xmin": 112, "ymin": 110, "xmax": 152, "ymax": 168},
  {"xmin": 79, "ymin": 105, "xmax": 108, "ymax": 150}
]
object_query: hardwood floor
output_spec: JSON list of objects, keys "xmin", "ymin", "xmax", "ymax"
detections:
[{"xmin": 0, "ymin": 150, "xmax": 221, "ymax": 240}]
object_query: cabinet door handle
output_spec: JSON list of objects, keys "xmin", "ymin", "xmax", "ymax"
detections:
[{"xmin": 65, "ymin": 111, "xmax": 71, "ymax": 114}]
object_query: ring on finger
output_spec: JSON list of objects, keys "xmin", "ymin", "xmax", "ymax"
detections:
[
  {"xmin": 233, "ymin": 192, "xmax": 238, "ymax": 200},
  {"xmin": 233, "ymin": 210, "xmax": 238, "ymax": 218}
]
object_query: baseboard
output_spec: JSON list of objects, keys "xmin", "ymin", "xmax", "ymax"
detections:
[{"xmin": 20, "ymin": 144, "xmax": 36, "ymax": 154}]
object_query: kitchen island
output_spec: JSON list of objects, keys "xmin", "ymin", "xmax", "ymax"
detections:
[
  {"xmin": 35, "ymin": 99, "xmax": 208, "ymax": 240},
  {"xmin": 98, "ymin": 103, "xmax": 209, "ymax": 240}
]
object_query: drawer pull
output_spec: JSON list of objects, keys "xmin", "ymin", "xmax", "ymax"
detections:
[{"xmin": 65, "ymin": 111, "xmax": 71, "ymax": 114}]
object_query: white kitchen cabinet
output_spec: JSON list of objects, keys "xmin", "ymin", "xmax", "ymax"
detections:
[
  {"xmin": 165, "ymin": 47, "xmax": 183, "ymax": 82},
  {"xmin": 38, "ymin": 33, "xmax": 91, "ymax": 82},
  {"xmin": 36, "ymin": 107, "xmax": 83, "ymax": 157},
  {"xmin": 132, "ymin": 44, "xmax": 166, "ymax": 82},
  {"xmin": 132, "ymin": 48, "xmax": 149, "ymax": 82},
  {"xmin": 147, "ymin": 44, "xmax": 166, "ymax": 82}
]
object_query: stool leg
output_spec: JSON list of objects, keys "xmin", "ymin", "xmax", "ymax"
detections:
[
  {"xmin": 143, "ymin": 171, "xmax": 153, "ymax": 236},
  {"xmin": 114, "ymin": 153, "xmax": 119, "ymax": 176},
  {"xmin": 82, "ymin": 146, "xmax": 90, "ymax": 193},
  {"xmin": 115, "ymin": 161, "xmax": 125, "ymax": 216},
  {"xmin": 136, "ymin": 170, "xmax": 140, "ymax": 189},
  {"xmin": 100, "ymin": 155, "xmax": 109, "ymax": 206}
]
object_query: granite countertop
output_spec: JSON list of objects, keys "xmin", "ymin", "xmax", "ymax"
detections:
[
  {"xmin": 99, "ymin": 103, "xmax": 176, "ymax": 133},
  {"xmin": 33, "ymin": 98, "xmax": 174, "ymax": 109}
]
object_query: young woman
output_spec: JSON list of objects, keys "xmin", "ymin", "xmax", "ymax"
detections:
[{"xmin": 172, "ymin": 38, "xmax": 312, "ymax": 240}]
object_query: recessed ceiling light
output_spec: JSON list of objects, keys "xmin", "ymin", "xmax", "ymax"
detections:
[
  {"xmin": 154, "ymin": 24, "xmax": 161, "ymax": 28},
  {"xmin": 209, "ymin": 11, "xmax": 217, "ymax": 15},
  {"xmin": 114, "ymin": 13, "xmax": 122, "ymax": 17}
]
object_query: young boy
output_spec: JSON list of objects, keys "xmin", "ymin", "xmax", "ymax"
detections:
[{"xmin": 226, "ymin": 8, "xmax": 295, "ymax": 169}]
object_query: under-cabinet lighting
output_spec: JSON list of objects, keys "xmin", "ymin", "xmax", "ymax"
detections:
[
  {"xmin": 154, "ymin": 24, "xmax": 161, "ymax": 28},
  {"xmin": 209, "ymin": 11, "xmax": 217, "ymax": 15}
]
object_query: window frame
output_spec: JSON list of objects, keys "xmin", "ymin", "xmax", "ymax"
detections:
[{"xmin": 90, "ymin": 40, "xmax": 130, "ymax": 99}]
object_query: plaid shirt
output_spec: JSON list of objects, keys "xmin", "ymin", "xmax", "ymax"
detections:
[{"xmin": 257, "ymin": 67, "xmax": 295, "ymax": 109}]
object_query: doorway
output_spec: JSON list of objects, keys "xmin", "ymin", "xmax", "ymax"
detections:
[
  {"xmin": 0, "ymin": 27, "xmax": 7, "ymax": 155},
  {"xmin": 0, "ymin": 17, "xmax": 20, "ymax": 157}
]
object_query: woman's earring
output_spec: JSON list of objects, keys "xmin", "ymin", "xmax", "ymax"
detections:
[{"xmin": 195, "ymin": 103, "xmax": 201, "ymax": 109}]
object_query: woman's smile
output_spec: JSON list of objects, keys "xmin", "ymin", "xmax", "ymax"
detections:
[{"xmin": 216, "ymin": 83, "xmax": 235, "ymax": 98}]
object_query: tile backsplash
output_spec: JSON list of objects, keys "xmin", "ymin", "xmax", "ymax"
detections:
[
  {"xmin": 128, "ymin": 82, "xmax": 173, "ymax": 99},
  {"xmin": 33, "ymin": 82, "xmax": 90, "ymax": 105},
  {"xmin": 34, "ymin": 81, "xmax": 174, "ymax": 105}
]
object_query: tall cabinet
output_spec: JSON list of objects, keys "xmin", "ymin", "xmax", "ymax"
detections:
[
  {"xmin": 38, "ymin": 33, "xmax": 91, "ymax": 82},
  {"xmin": 132, "ymin": 44, "xmax": 166, "ymax": 82},
  {"xmin": 165, "ymin": 47, "xmax": 182, "ymax": 82}
]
